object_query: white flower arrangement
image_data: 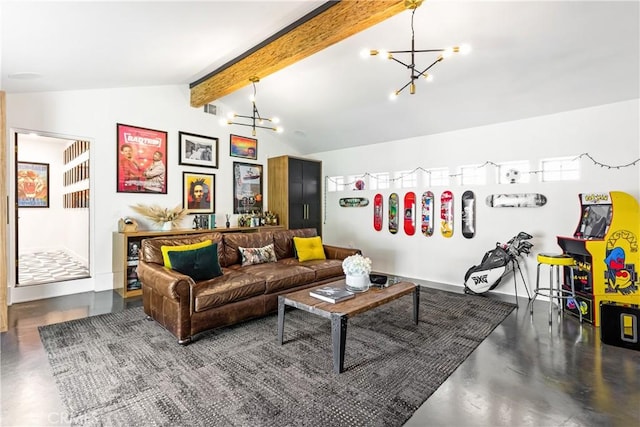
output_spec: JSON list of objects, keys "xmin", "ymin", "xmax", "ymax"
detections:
[{"xmin": 342, "ymin": 254, "xmax": 372, "ymax": 276}]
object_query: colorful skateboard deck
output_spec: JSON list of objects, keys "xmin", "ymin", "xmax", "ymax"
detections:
[
  {"xmin": 373, "ymin": 193, "xmax": 383, "ymax": 231},
  {"xmin": 403, "ymin": 192, "xmax": 416, "ymax": 236},
  {"xmin": 461, "ymin": 190, "xmax": 476, "ymax": 239},
  {"xmin": 339, "ymin": 197, "xmax": 369, "ymax": 207},
  {"xmin": 421, "ymin": 191, "xmax": 434, "ymax": 237},
  {"xmin": 485, "ymin": 193, "xmax": 547, "ymax": 208},
  {"xmin": 389, "ymin": 193, "xmax": 398, "ymax": 234},
  {"xmin": 440, "ymin": 190, "xmax": 454, "ymax": 238}
]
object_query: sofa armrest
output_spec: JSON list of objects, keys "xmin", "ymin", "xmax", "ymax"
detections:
[
  {"xmin": 137, "ymin": 260, "xmax": 192, "ymax": 301},
  {"xmin": 323, "ymin": 245, "xmax": 362, "ymax": 260}
]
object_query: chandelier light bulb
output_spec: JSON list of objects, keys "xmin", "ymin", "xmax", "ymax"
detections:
[
  {"xmin": 442, "ymin": 47, "xmax": 454, "ymax": 58},
  {"xmin": 272, "ymin": 117, "xmax": 280, "ymax": 124},
  {"xmin": 369, "ymin": 49, "xmax": 379, "ymax": 56},
  {"xmin": 361, "ymin": 48, "xmax": 371, "ymax": 58},
  {"xmin": 378, "ymin": 49, "xmax": 388, "ymax": 60},
  {"xmin": 424, "ymin": 73, "xmax": 433, "ymax": 82},
  {"xmin": 458, "ymin": 44, "xmax": 472, "ymax": 54},
  {"xmin": 390, "ymin": 91, "xmax": 399, "ymax": 100},
  {"xmin": 276, "ymin": 126, "xmax": 284, "ymax": 133},
  {"xmin": 219, "ymin": 118, "xmax": 228, "ymax": 126}
]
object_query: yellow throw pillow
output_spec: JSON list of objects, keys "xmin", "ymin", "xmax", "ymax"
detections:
[
  {"xmin": 161, "ymin": 240, "xmax": 212, "ymax": 268},
  {"xmin": 293, "ymin": 236, "xmax": 326, "ymax": 262}
]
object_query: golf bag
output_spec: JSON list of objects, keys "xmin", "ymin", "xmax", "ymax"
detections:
[{"xmin": 464, "ymin": 232, "xmax": 533, "ymax": 297}]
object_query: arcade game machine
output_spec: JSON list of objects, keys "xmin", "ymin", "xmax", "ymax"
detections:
[{"xmin": 557, "ymin": 191, "xmax": 640, "ymax": 327}]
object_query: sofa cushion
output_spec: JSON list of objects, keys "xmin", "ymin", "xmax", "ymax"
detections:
[
  {"xmin": 239, "ymin": 243, "xmax": 278, "ymax": 266},
  {"xmin": 141, "ymin": 232, "xmax": 224, "ymax": 265},
  {"xmin": 273, "ymin": 228, "xmax": 317, "ymax": 260},
  {"xmin": 293, "ymin": 236, "xmax": 326, "ymax": 262},
  {"xmin": 166, "ymin": 243, "xmax": 223, "ymax": 281},
  {"xmin": 192, "ymin": 270, "xmax": 266, "ymax": 312},
  {"xmin": 223, "ymin": 231, "xmax": 274, "ymax": 267},
  {"xmin": 239, "ymin": 262, "xmax": 316, "ymax": 294},
  {"xmin": 279, "ymin": 257, "xmax": 345, "ymax": 281},
  {"xmin": 161, "ymin": 240, "xmax": 212, "ymax": 268}
]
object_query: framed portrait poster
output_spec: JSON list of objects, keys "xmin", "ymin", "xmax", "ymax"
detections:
[
  {"xmin": 17, "ymin": 161, "xmax": 49, "ymax": 208},
  {"xmin": 178, "ymin": 131, "xmax": 219, "ymax": 169},
  {"xmin": 233, "ymin": 162, "xmax": 263, "ymax": 214},
  {"xmin": 183, "ymin": 172, "xmax": 215, "ymax": 214},
  {"xmin": 230, "ymin": 134, "xmax": 257, "ymax": 160},
  {"xmin": 116, "ymin": 123, "xmax": 168, "ymax": 194}
]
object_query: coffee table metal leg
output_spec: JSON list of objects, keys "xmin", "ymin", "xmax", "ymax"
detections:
[
  {"xmin": 413, "ymin": 286, "xmax": 420, "ymax": 324},
  {"xmin": 331, "ymin": 313, "xmax": 348, "ymax": 373},
  {"xmin": 277, "ymin": 296, "xmax": 285, "ymax": 345}
]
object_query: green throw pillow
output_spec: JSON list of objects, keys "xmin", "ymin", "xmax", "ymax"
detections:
[
  {"xmin": 161, "ymin": 239, "xmax": 212, "ymax": 268},
  {"xmin": 166, "ymin": 242, "xmax": 222, "ymax": 281}
]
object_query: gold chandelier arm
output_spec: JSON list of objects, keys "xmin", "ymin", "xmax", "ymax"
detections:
[{"xmin": 415, "ymin": 57, "xmax": 443, "ymax": 79}]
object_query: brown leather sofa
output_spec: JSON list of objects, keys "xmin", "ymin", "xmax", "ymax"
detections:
[{"xmin": 137, "ymin": 228, "xmax": 360, "ymax": 344}]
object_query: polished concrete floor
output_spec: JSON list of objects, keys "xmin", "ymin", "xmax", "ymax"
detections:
[{"xmin": 1, "ymin": 286, "xmax": 639, "ymax": 427}]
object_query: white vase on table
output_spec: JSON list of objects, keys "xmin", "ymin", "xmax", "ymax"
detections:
[
  {"xmin": 345, "ymin": 273, "xmax": 369, "ymax": 292},
  {"xmin": 161, "ymin": 221, "xmax": 173, "ymax": 231}
]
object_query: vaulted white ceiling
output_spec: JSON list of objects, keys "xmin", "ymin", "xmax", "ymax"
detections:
[{"xmin": 2, "ymin": 1, "xmax": 638, "ymax": 154}]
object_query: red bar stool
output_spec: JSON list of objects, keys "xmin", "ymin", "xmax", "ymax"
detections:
[{"xmin": 530, "ymin": 253, "xmax": 582, "ymax": 324}]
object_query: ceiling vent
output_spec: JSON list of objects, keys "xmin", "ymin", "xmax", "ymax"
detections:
[{"xmin": 203, "ymin": 104, "xmax": 218, "ymax": 115}]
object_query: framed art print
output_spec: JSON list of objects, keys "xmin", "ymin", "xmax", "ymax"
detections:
[
  {"xmin": 17, "ymin": 161, "xmax": 49, "ymax": 208},
  {"xmin": 183, "ymin": 172, "xmax": 215, "ymax": 214},
  {"xmin": 233, "ymin": 162, "xmax": 263, "ymax": 214},
  {"xmin": 116, "ymin": 123, "xmax": 168, "ymax": 194},
  {"xmin": 178, "ymin": 131, "xmax": 219, "ymax": 169},
  {"xmin": 230, "ymin": 134, "xmax": 257, "ymax": 160}
]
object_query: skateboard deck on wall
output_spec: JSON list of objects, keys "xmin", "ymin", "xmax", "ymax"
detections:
[
  {"xmin": 339, "ymin": 197, "xmax": 369, "ymax": 207},
  {"xmin": 440, "ymin": 190, "xmax": 454, "ymax": 238},
  {"xmin": 485, "ymin": 193, "xmax": 547, "ymax": 208},
  {"xmin": 373, "ymin": 193, "xmax": 383, "ymax": 231},
  {"xmin": 389, "ymin": 193, "xmax": 399, "ymax": 234},
  {"xmin": 461, "ymin": 190, "xmax": 476, "ymax": 239},
  {"xmin": 421, "ymin": 191, "xmax": 434, "ymax": 237},
  {"xmin": 403, "ymin": 192, "xmax": 416, "ymax": 236}
]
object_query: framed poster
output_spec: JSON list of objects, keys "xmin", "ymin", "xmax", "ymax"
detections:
[
  {"xmin": 233, "ymin": 162, "xmax": 263, "ymax": 214},
  {"xmin": 183, "ymin": 172, "xmax": 215, "ymax": 214},
  {"xmin": 178, "ymin": 131, "xmax": 219, "ymax": 169},
  {"xmin": 116, "ymin": 123, "xmax": 168, "ymax": 194},
  {"xmin": 230, "ymin": 134, "xmax": 257, "ymax": 160},
  {"xmin": 17, "ymin": 161, "xmax": 49, "ymax": 208}
]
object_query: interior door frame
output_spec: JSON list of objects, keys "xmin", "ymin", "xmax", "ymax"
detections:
[
  {"xmin": 1, "ymin": 91, "xmax": 7, "ymax": 331},
  {"xmin": 10, "ymin": 128, "xmax": 93, "ymax": 298}
]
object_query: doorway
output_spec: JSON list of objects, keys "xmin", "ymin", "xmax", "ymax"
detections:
[{"xmin": 15, "ymin": 132, "xmax": 91, "ymax": 288}]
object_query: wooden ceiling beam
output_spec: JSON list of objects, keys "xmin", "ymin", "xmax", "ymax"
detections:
[{"xmin": 190, "ymin": 0, "xmax": 407, "ymax": 107}]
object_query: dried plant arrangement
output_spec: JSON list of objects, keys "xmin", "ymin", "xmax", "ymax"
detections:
[{"xmin": 130, "ymin": 204, "xmax": 186, "ymax": 228}]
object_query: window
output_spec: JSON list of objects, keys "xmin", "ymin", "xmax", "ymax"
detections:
[
  {"xmin": 428, "ymin": 168, "xmax": 450, "ymax": 186},
  {"xmin": 498, "ymin": 161, "xmax": 530, "ymax": 184},
  {"xmin": 459, "ymin": 164, "xmax": 486, "ymax": 186},
  {"xmin": 327, "ymin": 176, "xmax": 345, "ymax": 192},
  {"xmin": 368, "ymin": 172, "xmax": 390, "ymax": 190},
  {"xmin": 394, "ymin": 170, "xmax": 417, "ymax": 189},
  {"xmin": 541, "ymin": 157, "xmax": 579, "ymax": 182}
]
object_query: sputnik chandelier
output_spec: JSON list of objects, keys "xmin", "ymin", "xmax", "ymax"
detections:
[
  {"xmin": 223, "ymin": 77, "xmax": 282, "ymax": 136},
  {"xmin": 365, "ymin": 0, "xmax": 470, "ymax": 99}
]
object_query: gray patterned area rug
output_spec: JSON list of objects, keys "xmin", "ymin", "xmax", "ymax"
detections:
[{"xmin": 39, "ymin": 288, "xmax": 515, "ymax": 427}]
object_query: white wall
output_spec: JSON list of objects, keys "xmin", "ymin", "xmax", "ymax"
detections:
[
  {"xmin": 6, "ymin": 85, "xmax": 302, "ymax": 301},
  {"xmin": 313, "ymin": 100, "xmax": 640, "ymax": 297}
]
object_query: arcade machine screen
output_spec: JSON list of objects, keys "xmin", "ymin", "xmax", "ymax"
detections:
[{"xmin": 576, "ymin": 204, "xmax": 612, "ymax": 239}]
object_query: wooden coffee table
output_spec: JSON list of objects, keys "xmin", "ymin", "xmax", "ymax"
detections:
[{"xmin": 277, "ymin": 280, "xmax": 419, "ymax": 373}]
